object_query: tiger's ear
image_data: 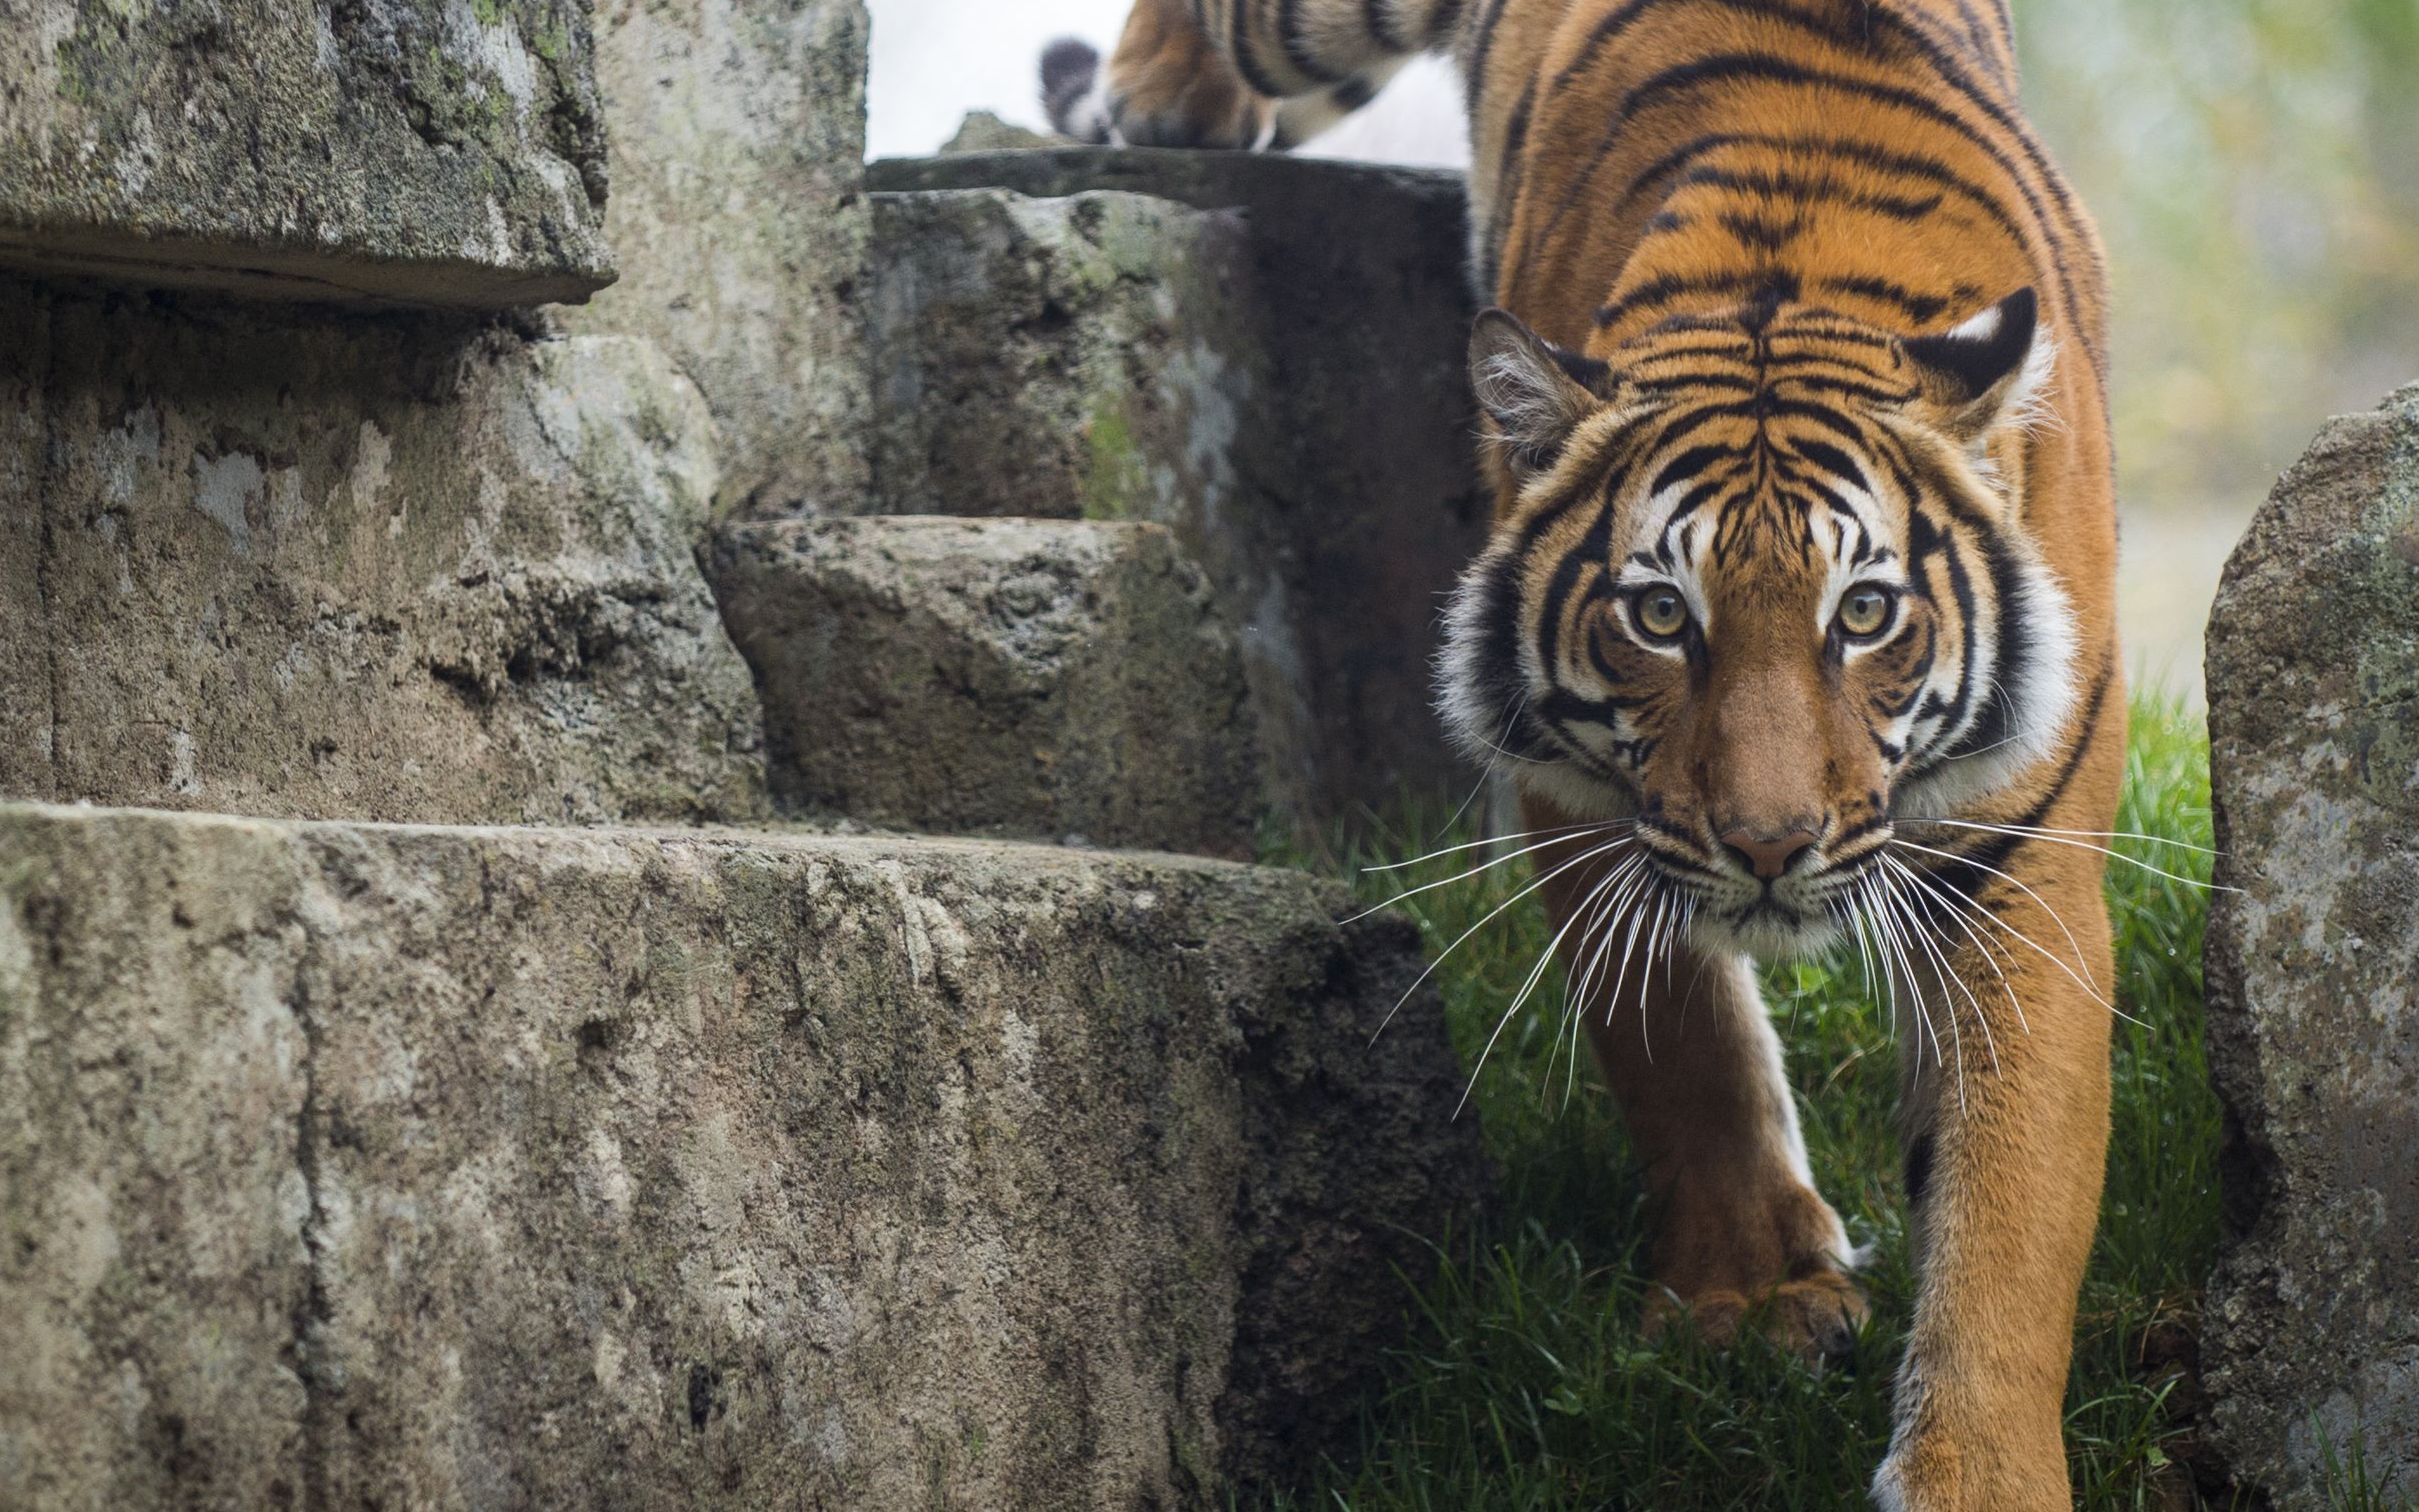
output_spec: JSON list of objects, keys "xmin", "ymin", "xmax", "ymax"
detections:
[
  {"xmin": 1469, "ymin": 308, "xmax": 1615, "ymax": 480},
  {"xmin": 1901, "ymin": 287, "xmax": 2050, "ymax": 447}
]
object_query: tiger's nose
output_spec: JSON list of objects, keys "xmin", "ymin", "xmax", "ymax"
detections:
[{"xmin": 1721, "ymin": 825, "xmax": 1819, "ymax": 881}]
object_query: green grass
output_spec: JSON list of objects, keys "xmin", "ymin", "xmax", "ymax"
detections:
[{"xmin": 1266, "ymin": 699, "xmax": 2241, "ymax": 1510}]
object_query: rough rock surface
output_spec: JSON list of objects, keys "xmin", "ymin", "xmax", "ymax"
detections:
[
  {"xmin": 866, "ymin": 189, "xmax": 1258, "ymax": 526},
  {"xmin": 556, "ymin": 0, "xmax": 870, "ymax": 518},
  {"xmin": 711, "ymin": 517, "xmax": 1261, "ymax": 858},
  {"xmin": 943, "ymin": 110, "xmax": 1064, "ymax": 154},
  {"xmin": 0, "ymin": 802, "xmax": 1486, "ymax": 1508},
  {"xmin": 865, "ymin": 151, "xmax": 1490, "ymax": 823},
  {"xmin": 0, "ymin": 0, "xmax": 612, "ymax": 307},
  {"xmin": 2204, "ymin": 381, "xmax": 2419, "ymax": 1503},
  {"xmin": 0, "ymin": 277, "xmax": 764, "ymax": 824}
]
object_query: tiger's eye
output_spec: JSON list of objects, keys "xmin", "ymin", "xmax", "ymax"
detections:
[
  {"xmin": 1635, "ymin": 587, "xmax": 1689, "ymax": 640},
  {"xmin": 1838, "ymin": 587, "xmax": 1893, "ymax": 638}
]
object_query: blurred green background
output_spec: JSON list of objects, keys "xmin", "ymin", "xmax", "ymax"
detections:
[{"xmin": 2016, "ymin": 0, "xmax": 2419, "ymax": 694}]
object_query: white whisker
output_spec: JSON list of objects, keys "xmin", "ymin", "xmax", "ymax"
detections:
[
  {"xmin": 1896, "ymin": 818, "xmax": 2231, "ymax": 890},
  {"xmin": 1882, "ymin": 862, "xmax": 1975, "ymax": 1105},
  {"xmin": 1346, "ymin": 824, "xmax": 1629, "ymax": 922},
  {"xmin": 1367, "ymin": 833, "xmax": 1636, "ymax": 1047},
  {"xmin": 1460, "ymin": 846, "xmax": 1647, "ymax": 1117},
  {"xmin": 1884, "ymin": 855, "xmax": 2003, "ymax": 1079},
  {"xmin": 1888, "ymin": 841, "xmax": 2148, "ymax": 1029},
  {"xmin": 1894, "ymin": 817, "xmax": 2219, "ymax": 857},
  {"xmin": 1885, "ymin": 854, "xmax": 2030, "ymax": 1039},
  {"xmin": 1890, "ymin": 838, "xmax": 2114, "ymax": 1008}
]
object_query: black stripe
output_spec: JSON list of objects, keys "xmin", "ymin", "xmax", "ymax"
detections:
[
  {"xmin": 1467, "ymin": 548, "xmax": 1546, "ymax": 760},
  {"xmin": 1424, "ymin": 0, "xmax": 1467, "ymax": 49},
  {"xmin": 1679, "ymin": 164, "xmax": 1943, "ymax": 222},
  {"xmin": 1551, "ymin": 0, "xmax": 1667, "ymax": 96},
  {"xmin": 1651, "ymin": 444, "xmax": 1733, "ymax": 494},
  {"xmin": 1717, "ymin": 210, "xmax": 1805, "ymax": 253},
  {"xmin": 1331, "ymin": 75, "xmax": 1378, "ymax": 111},
  {"xmin": 1819, "ymin": 273, "xmax": 1960, "ymax": 326},
  {"xmin": 1231, "ymin": 0, "xmax": 1288, "ymax": 99},
  {"xmin": 1944, "ymin": 530, "xmax": 2035, "ymax": 763},
  {"xmin": 1522, "ymin": 57, "xmax": 2085, "ymax": 364},
  {"xmin": 1790, "ymin": 438, "xmax": 1869, "ymax": 492},
  {"xmin": 1906, "ymin": 1133, "xmax": 1936, "ymax": 1205},
  {"xmin": 1364, "ymin": 0, "xmax": 1407, "ymax": 52},
  {"xmin": 1920, "ymin": 658, "xmax": 2116, "ymax": 894},
  {"xmin": 1597, "ymin": 268, "xmax": 1800, "ymax": 330},
  {"xmin": 1595, "ymin": 0, "xmax": 2078, "ymax": 311},
  {"xmin": 1463, "ymin": 0, "xmax": 1512, "ymax": 97},
  {"xmin": 1481, "ymin": 76, "xmax": 1537, "ymax": 298},
  {"xmin": 1279, "ymin": 0, "xmax": 1349, "ymax": 84},
  {"xmin": 1536, "ymin": 515, "xmax": 1614, "ymax": 676}
]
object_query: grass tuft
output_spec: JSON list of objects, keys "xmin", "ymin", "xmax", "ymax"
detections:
[{"xmin": 1267, "ymin": 698, "xmax": 2252, "ymax": 1510}]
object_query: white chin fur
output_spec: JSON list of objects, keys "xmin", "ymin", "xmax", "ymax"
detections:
[{"xmin": 1685, "ymin": 903, "xmax": 1843, "ymax": 963}]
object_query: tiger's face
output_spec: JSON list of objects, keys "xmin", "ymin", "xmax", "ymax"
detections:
[{"xmin": 1440, "ymin": 292, "xmax": 2077, "ymax": 958}]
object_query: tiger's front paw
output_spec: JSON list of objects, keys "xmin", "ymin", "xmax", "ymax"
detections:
[{"xmin": 1644, "ymin": 1267, "xmax": 1871, "ymax": 1366}]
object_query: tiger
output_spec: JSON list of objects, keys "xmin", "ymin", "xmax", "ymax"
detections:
[{"xmin": 1043, "ymin": 2, "xmax": 2123, "ymax": 1506}]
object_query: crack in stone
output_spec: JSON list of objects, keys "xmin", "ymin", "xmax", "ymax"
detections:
[
  {"xmin": 288, "ymin": 958, "xmax": 335, "ymax": 1511},
  {"xmin": 31, "ymin": 285, "xmax": 63, "ymax": 799}
]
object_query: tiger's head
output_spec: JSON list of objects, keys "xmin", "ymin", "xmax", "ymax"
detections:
[{"xmin": 1438, "ymin": 291, "xmax": 2077, "ymax": 958}]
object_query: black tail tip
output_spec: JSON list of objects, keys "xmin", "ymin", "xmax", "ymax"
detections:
[{"xmin": 1040, "ymin": 37, "xmax": 1101, "ymax": 109}]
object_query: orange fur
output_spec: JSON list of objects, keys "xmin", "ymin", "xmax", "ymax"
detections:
[{"xmin": 1065, "ymin": 3, "xmax": 2123, "ymax": 1505}]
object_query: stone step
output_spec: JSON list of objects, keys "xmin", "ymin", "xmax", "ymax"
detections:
[
  {"xmin": 0, "ymin": 283, "xmax": 766, "ymax": 827},
  {"xmin": 0, "ymin": 0, "xmax": 612, "ymax": 308},
  {"xmin": 0, "ymin": 801, "xmax": 1484, "ymax": 1508},
  {"xmin": 710, "ymin": 516, "xmax": 1261, "ymax": 858},
  {"xmin": 859, "ymin": 153, "xmax": 1489, "ymax": 826}
]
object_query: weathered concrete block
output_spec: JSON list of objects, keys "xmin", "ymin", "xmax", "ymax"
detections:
[
  {"xmin": 2204, "ymin": 381, "xmax": 2419, "ymax": 1503},
  {"xmin": 865, "ymin": 151, "xmax": 1491, "ymax": 825},
  {"xmin": 0, "ymin": 0, "xmax": 611, "ymax": 307},
  {"xmin": 0, "ymin": 816, "xmax": 313, "ymax": 1509},
  {"xmin": 867, "ymin": 188, "xmax": 1257, "ymax": 525},
  {"xmin": 0, "ymin": 277, "xmax": 764, "ymax": 824},
  {"xmin": 0, "ymin": 802, "xmax": 1486, "ymax": 1507},
  {"xmin": 555, "ymin": 0, "xmax": 870, "ymax": 518},
  {"xmin": 710, "ymin": 516, "xmax": 1260, "ymax": 857}
]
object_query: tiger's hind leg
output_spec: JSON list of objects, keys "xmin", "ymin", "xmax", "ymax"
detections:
[
  {"xmin": 1042, "ymin": 0, "xmax": 1448, "ymax": 151},
  {"xmin": 1528, "ymin": 802, "xmax": 1871, "ymax": 1366}
]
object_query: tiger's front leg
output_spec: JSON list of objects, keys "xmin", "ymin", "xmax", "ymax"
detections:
[
  {"xmin": 1873, "ymin": 843, "xmax": 2116, "ymax": 1511},
  {"xmin": 1529, "ymin": 800, "xmax": 1871, "ymax": 1364}
]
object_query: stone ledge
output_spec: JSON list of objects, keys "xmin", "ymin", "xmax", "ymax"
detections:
[
  {"xmin": 0, "ymin": 802, "xmax": 1485, "ymax": 1507},
  {"xmin": 0, "ymin": 0, "xmax": 613, "ymax": 308},
  {"xmin": 0, "ymin": 278, "xmax": 765, "ymax": 826},
  {"xmin": 710, "ymin": 515, "xmax": 1262, "ymax": 858},
  {"xmin": 863, "ymin": 151, "xmax": 1489, "ymax": 824}
]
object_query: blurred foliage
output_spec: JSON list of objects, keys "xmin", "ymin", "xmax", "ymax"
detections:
[{"xmin": 2016, "ymin": 0, "xmax": 2419, "ymax": 513}]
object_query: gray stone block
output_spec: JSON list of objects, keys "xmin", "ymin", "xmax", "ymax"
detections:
[
  {"xmin": 0, "ymin": 0, "xmax": 612, "ymax": 307},
  {"xmin": 864, "ymin": 151, "xmax": 1492, "ymax": 825},
  {"xmin": 0, "ymin": 277, "xmax": 764, "ymax": 824},
  {"xmin": 0, "ymin": 802, "xmax": 1486, "ymax": 1507},
  {"xmin": 710, "ymin": 516, "xmax": 1261, "ymax": 858},
  {"xmin": 2204, "ymin": 381, "xmax": 2419, "ymax": 1503},
  {"xmin": 554, "ymin": 0, "xmax": 871, "ymax": 519}
]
